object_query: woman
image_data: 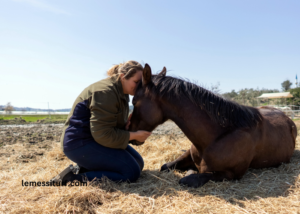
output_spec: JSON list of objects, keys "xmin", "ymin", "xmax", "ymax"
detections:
[{"xmin": 51, "ymin": 61, "xmax": 151, "ymax": 184}]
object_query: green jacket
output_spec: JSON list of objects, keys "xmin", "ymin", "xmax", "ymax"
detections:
[{"xmin": 60, "ymin": 76, "xmax": 130, "ymax": 152}]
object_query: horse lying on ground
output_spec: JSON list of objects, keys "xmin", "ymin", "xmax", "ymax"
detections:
[{"xmin": 129, "ymin": 64, "xmax": 297, "ymax": 188}]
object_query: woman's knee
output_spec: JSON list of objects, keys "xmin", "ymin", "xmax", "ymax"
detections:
[
  {"xmin": 126, "ymin": 166, "xmax": 141, "ymax": 182},
  {"xmin": 126, "ymin": 145, "xmax": 144, "ymax": 171},
  {"xmin": 138, "ymin": 158, "xmax": 144, "ymax": 171},
  {"xmin": 121, "ymin": 159, "xmax": 142, "ymax": 182}
]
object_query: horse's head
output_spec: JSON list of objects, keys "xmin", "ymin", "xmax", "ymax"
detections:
[{"xmin": 128, "ymin": 64, "xmax": 167, "ymax": 145}]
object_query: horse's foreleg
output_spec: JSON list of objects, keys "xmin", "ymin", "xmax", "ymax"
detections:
[
  {"xmin": 160, "ymin": 147, "xmax": 198, "ymax": 172},
  {"xmin": 179, "ymin": 130, "xmax": 255, "ymax": 188},
  {"xmin": 179, "ymin": 171, "xmax": 235, "ymax": 188}
]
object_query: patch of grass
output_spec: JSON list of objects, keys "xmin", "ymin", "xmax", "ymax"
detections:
[
  {"xmin": 22, "ymin": 116, "xmax": 48, "ymax": 122},
  {"xmin": 0, "ymin": 115, "xmax": 68, "ymax": 123},
  {"xmin": 0, "ymin": 115, "xmax": 17, "ymax": 120}
]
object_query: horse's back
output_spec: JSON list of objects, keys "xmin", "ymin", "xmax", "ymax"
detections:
[{"xmin": 250, "ymin": 107, "xmax": 296, "ymax": 168}]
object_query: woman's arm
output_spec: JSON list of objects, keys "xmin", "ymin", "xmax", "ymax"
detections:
[
  {"xmin": 129, "ymin": 131, "xmax": 151, "ymax": 142},
  {"xmin": 90, "ymin": 91, "xmax": 130, "ymax": 149}
]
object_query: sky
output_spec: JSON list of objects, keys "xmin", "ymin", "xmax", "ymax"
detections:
[{"xmin": 0, "ymin": 0, "xmax": 299, "ymax": 109}]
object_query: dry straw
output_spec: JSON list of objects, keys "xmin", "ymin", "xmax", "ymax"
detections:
[{"xmin": 0, "ymin": 122, "xmax": 300, "ymax": 213}]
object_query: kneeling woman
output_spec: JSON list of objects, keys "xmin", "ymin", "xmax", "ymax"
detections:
[{"xmin": 52, "ymin": 61, "xmax": 151, "ymax": 184}]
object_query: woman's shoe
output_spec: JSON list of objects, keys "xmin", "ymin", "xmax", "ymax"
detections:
[{"xmin": 49, "ymin": 164, "xmax": 78, "ymax": 185}]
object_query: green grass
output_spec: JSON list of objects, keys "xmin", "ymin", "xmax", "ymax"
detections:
[
  {"xmin": 0, "ymin": 115, "xmax": 17, "ymax": 120},
  {"xmin": 0, "ymin": 114, "xmax": 68, "ymax": 122}
]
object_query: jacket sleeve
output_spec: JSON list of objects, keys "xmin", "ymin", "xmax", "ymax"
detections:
[{"xmin": 89, "ymin": 90, "xmax": 130, "ymax": 149}]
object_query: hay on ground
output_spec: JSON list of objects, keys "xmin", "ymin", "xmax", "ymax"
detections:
[{"xmin": 0, "ymin": 122, "xmax": 300, "ymax": 213}]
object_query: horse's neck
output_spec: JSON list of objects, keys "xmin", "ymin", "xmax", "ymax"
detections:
[{"xmin": 161, "ymin": 96, "xmax": 223, "ymax": 151}]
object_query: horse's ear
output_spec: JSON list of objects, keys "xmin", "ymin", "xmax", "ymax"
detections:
[
  {"xmin": 142, "ymin": 63, "xmax": 152, "ymax": 86},
  {"xmin": 158, "ymin": 67, "xmax": 167, "ymax": 76}
]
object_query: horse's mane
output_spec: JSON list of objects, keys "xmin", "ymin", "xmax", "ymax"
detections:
[{"xmin": 145, "ymin": 74, "xmax": 262, "ymax": 129}]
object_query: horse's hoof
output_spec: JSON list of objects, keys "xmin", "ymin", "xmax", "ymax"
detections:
[
  {"xmin": 160, "ymin": 164, "xmax": 170, "ymax": 172},
  {"xmin": 179, "ymin": 174, "xmax": 211, "ymax": 188}
]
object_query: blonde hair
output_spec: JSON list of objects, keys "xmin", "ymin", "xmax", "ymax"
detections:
[{"xmin": 107, "ymin": 60, "xmax": 143, "ymax": 80}]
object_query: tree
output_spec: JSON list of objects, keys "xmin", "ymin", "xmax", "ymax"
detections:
[
  {"xmin": 281, "ymin": 80, "xmax": 292, "ymax": 92},
  {"xmin": 287, "ymin": 87, "xmax": 300, "ymax": 107},
  {"xmin": 222, "ymin": 90, "xmax": 238, "ymax": 100},
  {"xmin": 210, "ymin": 82, "xmax": 221, "ymax": 95},
  {"xmin": 221, "ymin": 88, "xmax": 279, "ymax": 106},
  {"xmin": 4, "ymin": 102, "xmax": 14, "ymax": 114}
]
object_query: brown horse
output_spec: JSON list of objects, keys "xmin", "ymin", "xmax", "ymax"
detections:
[{"xmin": 129, "ymin": 64, "xmax": 297, "ymax": 188}]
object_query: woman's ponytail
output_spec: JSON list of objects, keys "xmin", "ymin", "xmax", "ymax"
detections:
[
  {"xmin": 106, "ymin": 64, "xmax": 120, "ymax": 77},
  {"xmin": 106, "ymin": 61, "xmax": 143, "ymax": 80}
]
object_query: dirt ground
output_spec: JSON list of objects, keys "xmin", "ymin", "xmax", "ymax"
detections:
[
  {"xmin": 0, "ymin": 124, "xmax": 63, "ymax": 171},
  {"xmin": 0, "ymin": 121, "xmax": 300, "ymax": 213},
  {"xmin": 0, "ymin": 122, "xmax": 182, "ymax": 172}
]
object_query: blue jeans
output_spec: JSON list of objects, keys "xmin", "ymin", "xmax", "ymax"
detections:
[{"xmin": 64, "ymin": 140, "xmax": 144, "ymax": 182}]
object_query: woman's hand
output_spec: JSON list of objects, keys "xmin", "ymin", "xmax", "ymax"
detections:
[
  {"xmin": 129, "ymin": 130, "xmax": 152, "ymax": 146},
  {"xmin": 126, "ymin": 113, "xmax": 152, "ymax": 144},
  {"xmin": 131, "ymin": 130, "xmax": 152, "ymax": 142},
  {"xmin": 125, "ymin": 113, "xmax": 132, "ymax": 130}
]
